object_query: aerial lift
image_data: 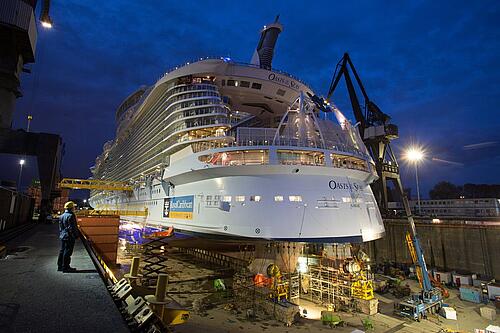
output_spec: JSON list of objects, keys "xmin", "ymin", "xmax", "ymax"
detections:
[{"xmin": 309, "ymin": 53, "xmax": 443, "ymax": 320}]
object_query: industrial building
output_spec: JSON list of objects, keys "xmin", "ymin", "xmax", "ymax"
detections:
[{"xmin": 388, "ymin": 198, "xmax": 500, "ymax": 217}]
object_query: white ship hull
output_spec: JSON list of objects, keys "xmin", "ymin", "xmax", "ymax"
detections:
[{"xmin": 91, "ymin": 146, "xmax": 385, "ymax": 243}]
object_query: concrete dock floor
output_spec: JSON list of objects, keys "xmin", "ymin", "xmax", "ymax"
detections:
[
  {"xmin": 114, "ymin": 232, "xmax": 500, "ymax": 332},
  {"xmin": 0, "ymin": 223, "xmax": 129, "ymax": 333}
]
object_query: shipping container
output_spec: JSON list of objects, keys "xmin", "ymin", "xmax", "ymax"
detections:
[
  {"xmin": 434, "ymin": 271, "xmax": 452, "ymax": 284},
  {"xmin": 473, "ymin": 275, "xmax": 495, "ymax": 288},
  {"xmin": 488, "ymin": 283, "xmax": 500, "ymax": 301},
  {"xmin": 460, "ymin": 286, "xmax": 482, "ymax": 303},
  {"xmin": 453, "ymin": 273, "xmax": 472, "ymax": 287}
]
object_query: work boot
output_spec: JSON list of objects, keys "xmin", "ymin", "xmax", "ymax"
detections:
[{"xmin": 63, "ymin": 267, "xmax": 77, "ymax": 273}]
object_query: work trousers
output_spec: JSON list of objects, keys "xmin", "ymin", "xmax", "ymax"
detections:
[{"xmin": 57, "ymin": 238, "xmax": 75, "ymax": 269}]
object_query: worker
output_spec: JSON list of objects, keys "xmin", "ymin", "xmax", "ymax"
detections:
[{"xmin": 57, "ymin": 201, "xmax": 79, "ymax": 272}]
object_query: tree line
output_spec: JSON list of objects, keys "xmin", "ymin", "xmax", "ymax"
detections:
[{"xmin": 429, "ymin": 182, "xmax": 500, "ymax": 199}]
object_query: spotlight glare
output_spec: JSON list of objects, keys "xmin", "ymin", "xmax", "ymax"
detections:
[{"xmin": 405, "ymin": 147, "xmax": 424, "ymax": 162}]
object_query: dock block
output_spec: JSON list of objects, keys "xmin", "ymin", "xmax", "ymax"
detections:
[
  {"xmin": 77, "ymin": 216, "xmax": 119, "ymax": 264},
  {"xmin": 355, "ymin": 298, "xmax": 379, "ymax": 315},
  {"xmin": 480, "ymin": 306, "xmax": 497, "ymax": 321}
]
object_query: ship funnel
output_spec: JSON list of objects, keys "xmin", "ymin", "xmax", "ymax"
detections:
[{"xmin": 250, "ymin": 15, "xmax": 283, "ymax": 70}]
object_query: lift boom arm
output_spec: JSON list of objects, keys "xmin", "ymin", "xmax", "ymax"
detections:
[
  {"xmin": 318, "ymin": 53, "xmax": 438, "ymax": 299},
  {"xmin": 400, "ymin": 192, "xmax": 433, "ymax": 292}
]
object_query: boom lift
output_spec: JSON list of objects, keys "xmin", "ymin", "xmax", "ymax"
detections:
[{"xmin": 310, "ymin": 53, "xmax": 442, "ymax": 320}]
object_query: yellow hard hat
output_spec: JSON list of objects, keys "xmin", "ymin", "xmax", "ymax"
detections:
[{"xmin": 64, "ymin": 201, "xmax": 75, "ymax": 209}]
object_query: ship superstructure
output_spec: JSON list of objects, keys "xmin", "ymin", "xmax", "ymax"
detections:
[{"xmin": 89, "ymin": 18, "xmax": 385, "ymax": 243}]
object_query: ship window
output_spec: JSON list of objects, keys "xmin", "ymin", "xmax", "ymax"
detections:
[
  {"xmin": 251, "ymin": 82, "xmax": 262, "ymax": 90},
  {"xmin": 235, "ymin": 196, "xmax": 245, "ymax": 202},
  {"xmin": 240, "ymin": 81, "xmax": 250, "ymax": 88},
  {"xmin": 223, "ymin": 196, "xmax": 232, "ymax": 202},
  {"xmin": 274, "ymin": 195, "xmax": 284, "ymax": 202},
  {"xmin": 227, "ymin": 80, "xmax": 236, "ymax": 86},
  {"xmin": 221, "ymin": 80, "xmax": 225, "ymax": 86},
  {"xmin": 276, "ymin": 89, "xmax": 286, "ymax": 96},
  {"xmin": 289, "ymin": 195, "xmax": 302, "ymax": 202},
  {"xmin": 199, "ymin": 150, "xmax": 269, "ymax": 166},
  {"xmin": 250, "ymin": 195, "xmax": 261, "ymax": 202},
  {"xmin": 278, "ymin": 150, "xmax": 325, "ymax": 166},
  {"xmin": 342, "ymin": 197, "xmax": 352, "ymax": 203}
]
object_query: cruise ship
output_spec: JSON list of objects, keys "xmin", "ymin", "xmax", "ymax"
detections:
[{"xmin": 89, "ymin": 18, "xmax": 385, "ymax": 243}]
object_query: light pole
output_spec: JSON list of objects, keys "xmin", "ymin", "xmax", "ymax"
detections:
[
  {"xmin": 405, "ymin": 147, "xmax": 424, "ymax": 215},
  {"xmin": 27, "ymin": 115, "xmax": 33, "ymax": 132},
  {"xmin": 17, "ymin": 159, "xmax": 25, "ymax": 193}
]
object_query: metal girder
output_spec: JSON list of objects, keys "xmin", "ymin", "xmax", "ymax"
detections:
[
  {"xmin": 76, "ymin": 209, "xmax": 148, "ymax": 217},
  {"xmin": 59, "ymin": 178, "xmax": 133, "ymax": 191},
  {"xmin": 325, "ymin": 53, "xmax": 400, "ymax": 214},
  {"xmin": 0, "ymin": 128, "xmax": 62, "ymax": 221}
]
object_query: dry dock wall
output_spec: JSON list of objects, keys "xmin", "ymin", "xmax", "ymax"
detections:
[
  {"xmin": 363, "ymin": 219, "xmax": 500, "ymax": 280},
  {"xmin": 0, "ymin": 187, "xmax": 34, "ymax": 231}
]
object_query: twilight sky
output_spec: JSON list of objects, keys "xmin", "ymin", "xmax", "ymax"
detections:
[{"xmin": 2, "ymin": 0, "xmax": 500, "ymax": 198}]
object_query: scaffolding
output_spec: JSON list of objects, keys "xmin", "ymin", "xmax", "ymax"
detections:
[
  {"xmin": 286, "ymin": 272, "xmax": 300, "ymax": 303},
  {"xmin": 304, "ymin": 265, "xmax": 338, "ymax": 306},
  {"xmin": 301, "ymin": 261, "xmax": 374, "ymax": 311},
  {"xmin": 141, "ymin": 235, "xmax": 171, "ymax": 286}
]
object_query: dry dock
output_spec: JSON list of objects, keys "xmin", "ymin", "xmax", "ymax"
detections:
[{"xmin": 364, "ymin": 218, "xmax": 500, "ymax": 279}]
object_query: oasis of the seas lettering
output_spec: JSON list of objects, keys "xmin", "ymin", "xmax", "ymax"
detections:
[
  {"xmin": 329, "ymin": 180, "xmax": 360, "ymax": 191},
  {"xmin": 268, "ymin": 73, "xmax": 299, "ymax": 89}
]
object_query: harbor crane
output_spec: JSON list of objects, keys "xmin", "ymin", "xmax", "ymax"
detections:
[{"xmin": 310, "ymin": 53, "xmax": 443, "ymax": 320}]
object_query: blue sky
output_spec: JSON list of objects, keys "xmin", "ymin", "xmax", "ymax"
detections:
[{"xmin": 2, "ymin": 0, "xmax": 499, "ymax": 198}]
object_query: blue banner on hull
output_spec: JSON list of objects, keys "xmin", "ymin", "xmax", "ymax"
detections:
[{"xmin": 163, "ymin": 195, "xmax": 194, "ymax": 220}]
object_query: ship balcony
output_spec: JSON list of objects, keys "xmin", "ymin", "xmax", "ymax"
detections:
[{"xmin": 196, "ymin": 145, "xmax": 372, "ymax": 173}]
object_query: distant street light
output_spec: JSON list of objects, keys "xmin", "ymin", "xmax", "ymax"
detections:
[
  {"xmin": 40, "ymin": 1, "xmax": 53, "ymax": 29},
  {"xmin": 404, "ymin": 147, "xmax": 425, "ymax": 215},
  {"xmin": 27, "ymin": 115, "xmax": 33, "ymax": 132},
  {"xmin": 41, "ymin": 20, "xmax": 53, "ymax": 29},
  {"xmin": 17, "ymin": 159, "xmax": 26, "ymax": 193}
]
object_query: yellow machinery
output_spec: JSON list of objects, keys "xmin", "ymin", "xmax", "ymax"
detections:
[
  {"xmin": 60, "ymin": 178, "xmax": 147, "ymax": 217},
  {"xmin": 162, "ymin": 306, "xmax": 190, "ymax": 325},
  {"xmin": 267, "ymin": 264, "xmax": 289, "ymax": 302},
  {"xmin": 76, "ymin": 209, "xmax": 148, "ymax": 217},
  {"xmin": 351, "ymin": 279, "xmax": 374, "ymax": 300},
  {"xmin": 406, "ymin": 231, "xmax": 424, "ymax": 288},
  {"xmin": 406, "ymin": 232, "xmax": 449, "ymax": 298},
  {"xmin": 342, "ymin": 255, "xmax": 375, "ymax": 301},
  {"xmin": 59, "ymin": 178, "xmax": 133, "ymax": 191}
]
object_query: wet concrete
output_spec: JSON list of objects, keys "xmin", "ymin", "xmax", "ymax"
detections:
[{"xmin": 0, "ymin": 223, "xmax": 129, "ymax": 332}]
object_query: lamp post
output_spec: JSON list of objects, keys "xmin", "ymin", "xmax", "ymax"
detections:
[
  {"xmin": 40, "ymin": 1, "xmax": 53, "ymax": 29},
  {"xmin": 27, "ymin": 115, "xmax": 33, "ymax": 132},
  {"xmin": 17, "ymin": 159, "xmax": 25, "ymax": 193},
  {"xmin": 405, "ymin": 147, "xmax": 424, "ymax": 215}
]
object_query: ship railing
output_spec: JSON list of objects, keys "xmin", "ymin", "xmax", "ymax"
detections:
[
  {"xmin": 157, "ymin": 56, "xmax": 310, "ymax": 87},
  {"xmin": 190, "ymin": 136, "xmax": 369, "ymax": 159}
]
